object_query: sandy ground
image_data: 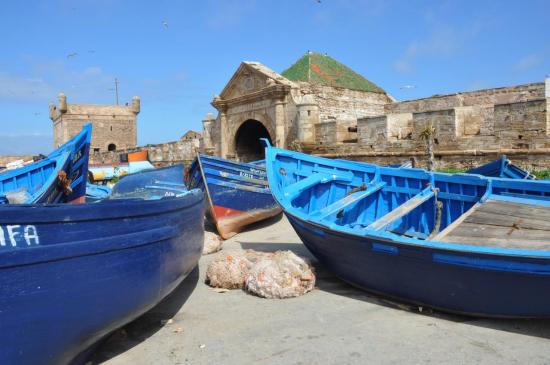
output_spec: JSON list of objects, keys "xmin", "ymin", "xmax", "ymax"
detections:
[{"xmin": 91, "ymin": 214, "xmax": 550, "ymax": 365}]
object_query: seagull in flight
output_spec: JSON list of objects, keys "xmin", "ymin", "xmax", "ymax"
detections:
[
  {"xmin": 400, "ymin": 85, "xmax": 416, "ymax": 90},
  {"xmin": 67, "ymin": 52, "xmax": 78, "ymax": 59},
  {"xmin": 162, "ymin": 20, "xmax": 169, "ymax": 29}
]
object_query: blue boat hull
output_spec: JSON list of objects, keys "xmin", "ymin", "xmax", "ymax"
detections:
[
  {"xmin": 112, "ymin": 164, "xmax": 185, "ymax": 196},
  {"xmin": 0, "ymin": 192, "xmax": 204, "ymax": 364},
  {"xmin": 187, "ymin": 155, "xmax": 281, "ymax": 239},
  {"xmin": 287, "ymin": 212, "xmax": 550, "ymax": 317},
  {"xmin": 263, "ymin": 140, "xmax": 550, "ymax": 317}
]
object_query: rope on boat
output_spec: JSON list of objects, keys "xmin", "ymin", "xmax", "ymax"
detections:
[
  {"xmin": 428, "ymin": 187, "xmax": 443, "ymax": 239},
  {"xmin": 57, "ymin": 170, "xmax": 73, "ymax": 196},
  {"xmin": 344, "ymin": 183, "xmax": 367, "ymax": 198},
  {"xmin": 337, "ymin": 183, "xmax": 368, "ymax": 218}
]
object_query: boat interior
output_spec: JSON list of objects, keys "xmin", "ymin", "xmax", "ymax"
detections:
[
  {"xmin": 0, "ymin": 153, "xmax": 68, "ymax": 204},
  {"xmin": 272, "ymin": 153, "xmax": 550, "ymax": 250}
]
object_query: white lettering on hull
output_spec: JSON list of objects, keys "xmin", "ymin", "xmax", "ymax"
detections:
[{"xmin": 0, "ymin": 225, "xmax": 40, "ymax": 247}]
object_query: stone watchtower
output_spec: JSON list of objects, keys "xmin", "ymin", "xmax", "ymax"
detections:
[{"xmin": 49, "ymin": 93, "xmax": 140, "ymax": 153}]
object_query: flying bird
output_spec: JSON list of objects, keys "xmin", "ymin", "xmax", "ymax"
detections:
[
  {"xmin": 162, "ymin": 20, "xmax": 169, "ymax": 29},
  {"xmin": 400, "ymin": 85, "xmax": 416, "ymax": 90},
  {"xmin": 33, "ymin": 112, "xmax": 41, "ymax": 116},
  {"xmin": 67, "ymin": 52, "xmax": 78, "ymax": 59},
  {"xmin": 88, "ymin": 50, "xmax": 95, "ymax": 54}
]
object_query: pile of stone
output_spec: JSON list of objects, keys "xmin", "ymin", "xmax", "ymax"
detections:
[
  {"xmin": 206, "ymin": 250, "xmax": 315, "ymax": 299},
  {"xmin": 202, "ymin": 231, "xmax": 223, "ymax": 255}
]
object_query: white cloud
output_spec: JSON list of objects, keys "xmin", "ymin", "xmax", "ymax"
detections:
[
  {"xmin": 514, "ymin": 54, "xmax": 543, "ymax": 72},
  {"xmin": 393, "ymin": 27, "xmax": 460, "ymax": 74}
]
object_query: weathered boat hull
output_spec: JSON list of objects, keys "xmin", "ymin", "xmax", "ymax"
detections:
[
  {"xmin": 187, "ymin": 154, "xmax": 281, "ymax": 239},
  {"xmin": 0, "ymin": 189, "xmax": 204, "ymax": 364},
  {"xmin": 264, "ymin": 141, "xmax": 550, "ymax": 317}
]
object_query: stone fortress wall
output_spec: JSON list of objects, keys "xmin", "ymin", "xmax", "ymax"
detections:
[
  {"xmin": 90, "ymin": 133, "xmax": 201, "ymax": 167},
  {"xmin": 306, "ymin": 82, "xmax": 550, "ymax": 170},
  {"xmin": 50, "ymin": 93, "xmax": 140, "ymax": 153}
]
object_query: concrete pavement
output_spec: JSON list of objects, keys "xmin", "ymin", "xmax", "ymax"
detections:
[{"xmin": 91, "ymin": 214, "xmax": 550, "ymax": 365}]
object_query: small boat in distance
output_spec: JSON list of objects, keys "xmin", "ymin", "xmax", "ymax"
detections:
[
  {"xmin": 85, "ymin": 183, "xmax": 112, "ymax": 202},
  {"xmin": 186, "ymin": 154, "xmax": 281, "ymax": 239},
  {"xmin": 263, "ymin": 140, "xmax": 550, "ymax": 317},
  {"xmin": 467, "ymin": 155, "xmax": 535, "ymax": 179},
  {"xmin": 0, "ymin": 124, "xmax": 92, "ymax": 204},
  {"xmin": 0, "ymin": 169, "xmax": 204, "ymax": 364},
  {"xmin": 112, "ymin": 164, "xmax": 185, "ymax": 197}
]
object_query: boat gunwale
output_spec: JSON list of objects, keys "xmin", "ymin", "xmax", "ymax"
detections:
[
  {"xmin": 198, "ymin": 153, "xmax": 269, "ymax": 172},
  {"xmin": 0, "ymin": 188, "xmax": 204, "ymax": 224}
]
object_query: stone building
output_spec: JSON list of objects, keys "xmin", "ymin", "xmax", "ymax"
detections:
[
  {"xmin": 49, "ymin": 93, "xmax": 140, "ymax": 153},
  {"xmin": 203, "ymin": 52, "xmax": 393, "ymax": 161},
  {"xmin": 203, "ymin": 51, "xmax": 550, "ymax": 169}
]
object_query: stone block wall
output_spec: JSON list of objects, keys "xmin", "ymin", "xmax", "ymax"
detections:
[
  {"xmin": 90, "ymin": 138, "xmax": 201, "ymax": 167},
  {"xmin": 494, "ymin": 99, "xmax": 548, "ymax": 150},
  {"xmin": 298, "ymin": 83, "xmax": 392, "ymax": 123},
  {"xmin": 305, "ymin": 81, "xmax": 550, "ymax": 171}
]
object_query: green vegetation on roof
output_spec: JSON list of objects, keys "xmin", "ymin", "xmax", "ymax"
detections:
[{"xmin": 281, "ymin": 52, "xmax": 385, "ymax": 93}]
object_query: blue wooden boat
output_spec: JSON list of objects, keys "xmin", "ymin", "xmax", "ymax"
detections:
[
  {"xmin": 85, "ymin": 183, "xmax": 112, "ymax": 202},
  {"xmin": 0, "ymin": 174, "xmax": 204, "ymax": 364},
  {"xmin": 467, "ymin": 155, "xmax": 535, "ymax": 179},
  {"xmin": 263, "ymin": 140, "xmax": 550, "ymax": 317},
  {"xmin": 0, "ymin": 124, "xmax": 92, "ymax": 204},
  {"xmin": 186, "ymin": 154, "xmax": 281, "ymax": 239},
  {"xmin": 112, "ymin": 164, "xmax": 185, "ymax": 197}
]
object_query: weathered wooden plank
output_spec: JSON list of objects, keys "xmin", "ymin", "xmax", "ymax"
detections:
[
  {"xmin": 442, "ymin": 235, "xmax": 550, "ymax": 250},
  {"xmin": 463, "ymin": 210, "xmax": 550, "ymax": 231},
  {"xmin": 438, "ymin": 199, "xmax": 550, "ymax": 249},
  {"xmin": 430, "ymin": 203, "xmax": 481, "ymax": 241},
  {"xmin": 447, "ymin": 222, "xmax": 550, "ymax": 242},
  {"xmin": 481, "ymin": 200, "xmax": 550, "ymax": 218}
]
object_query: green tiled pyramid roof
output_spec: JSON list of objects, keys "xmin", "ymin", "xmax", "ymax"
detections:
[{"xmin": 281, "ymin": 52, "xmax": 385, "ymax": 93}]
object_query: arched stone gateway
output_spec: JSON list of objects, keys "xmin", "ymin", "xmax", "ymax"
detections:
[{"xmin": 234, "ymin": 119, "xmax": 272, "ymax": 162}]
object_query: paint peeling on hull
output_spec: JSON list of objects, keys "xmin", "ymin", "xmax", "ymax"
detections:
[{"xmin": 213, "ymin": 206, "xmax": 282, "ymax": 239}]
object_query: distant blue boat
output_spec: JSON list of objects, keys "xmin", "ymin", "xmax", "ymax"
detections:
[
  {"xmin": 85, "ymin": 183, "xmax": 112, "ymax": 202},
  {"xmin": 0, "ymin": 172, "xmax": 204, "ymax": 364},
  {"xmin": 0, "ymin": 124, "xmax": 92, "ymax": 204},
  {"xmin": 264, "ymin": 140, "xmax": 550, "ymax": 317},
  {"xmin": 112, "ymin": 164, "xmax": 185, "ymax": 197},
  {"xmin": 186, "ymin": 154, "xmax": 281, "ymax": 239},
  {"xmin": 467, "ymin": 155, "xmax": 535, "ymax": 179}
]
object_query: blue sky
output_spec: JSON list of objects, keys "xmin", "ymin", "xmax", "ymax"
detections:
[{"xmin": 0, "ymin": 0, "xmax": 548, "ymax": 154}]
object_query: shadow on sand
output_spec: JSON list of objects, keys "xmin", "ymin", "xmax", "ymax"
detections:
[
  {"xmin": 89, "ymin": 266, "xmax": 200, "ymax": 364},
  {"xmin": 239, "ymin": 240, "xmax": 550, "ymax": 340}
]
